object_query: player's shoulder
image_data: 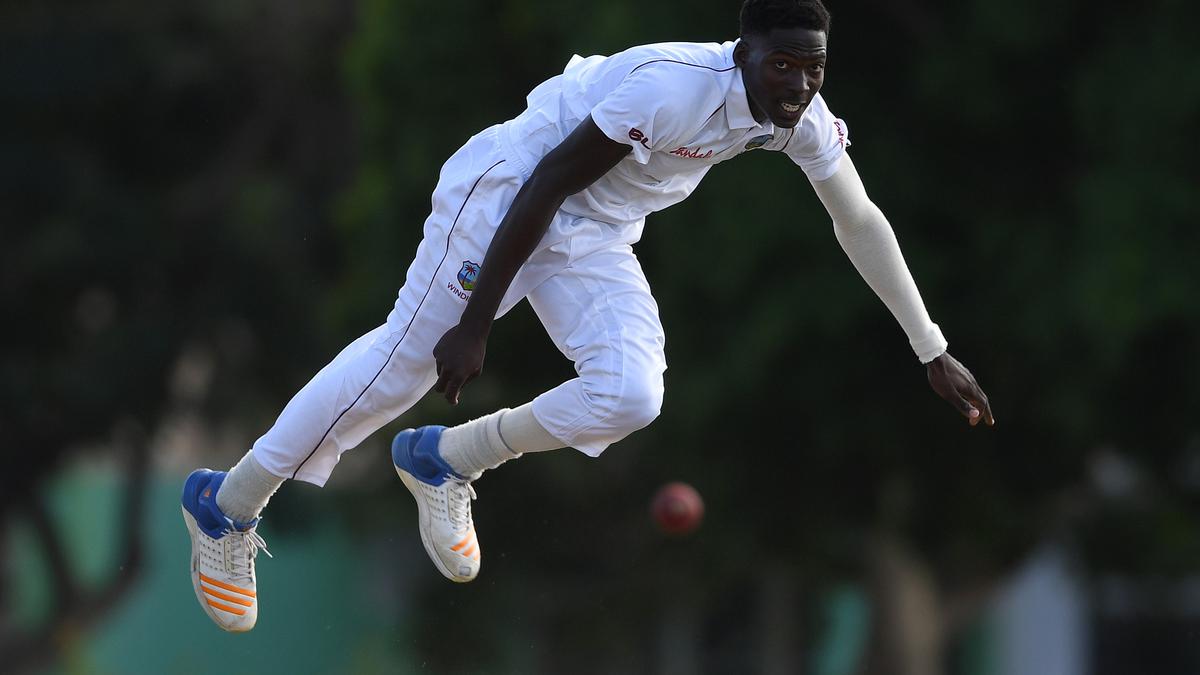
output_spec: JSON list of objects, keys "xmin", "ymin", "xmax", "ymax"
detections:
[
  {"xmin": 616, "ymin": 41, "xmax": 735, "ymax": 73},
  {"xmin": 607, "ymin": 41, "xmax": 733, "ymax": 114},
  {"xmin": 614, "ymin": 41, "xmax": 736, "ymax": 85}
]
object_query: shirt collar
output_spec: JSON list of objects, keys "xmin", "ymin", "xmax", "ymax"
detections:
[{"xmin": 725, "ymin": 39, "xmax": 767, "ymax": 131}]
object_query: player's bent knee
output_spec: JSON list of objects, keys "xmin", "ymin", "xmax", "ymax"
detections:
[{"xmin": 608, "ymin": 375, "xmax": 664, "ymax": 437}]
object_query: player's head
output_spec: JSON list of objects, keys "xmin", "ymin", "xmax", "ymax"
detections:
[
  {"xmin": 739, "ymin": 0, "xmax": 830, "ymax": 37},
  {"xmin": 735, "ymin": 0, "xmax": 831, "ymax": 128}
]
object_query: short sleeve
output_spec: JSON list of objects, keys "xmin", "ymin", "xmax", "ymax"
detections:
[
  {"xmin": 780, "ymin": 94, "xmax": 850, "ymax": 181},
  {"xmin": 589, "ymin": 66, "xmax": 714, "ymax": 165}
]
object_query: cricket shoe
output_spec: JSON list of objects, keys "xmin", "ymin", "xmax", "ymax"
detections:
[
  {"xmin": 181, "ymin": 469, "xmax": 271, "ymax": 632},
  {"xmin": 392, "ymin": 426, "xmax": 481, "ymax": 582}
]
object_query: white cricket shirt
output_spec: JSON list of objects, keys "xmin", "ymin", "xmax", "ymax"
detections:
[{"xmin": 498, "ymin": 39, "xmax": 850, "ymax": 226}]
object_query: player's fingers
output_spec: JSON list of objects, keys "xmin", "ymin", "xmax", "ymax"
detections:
[
  {"xmin": 452, "ymin": 370, "xmax": 481, "ymax": 405},
  {"xmin": 974, "ymin": 386, "xmax": 993, "ymax": 422},
  {"xmin": 951, "ymin": 393, "xmax": 980, "ymax": 424},
  {"xmin": 433, "ymin": 368, "xmax": 450, "ymax": 394},
  {"xmin": 444, "ymin": 371, "xmax": 474, "ymax": 405},
  {"xmin": 961, "ymin": 383, "xmax": 993, "ymax": 427},
  {"xmin": 442, "ymin": 378, "xmax": 461, "ymax": 405}
]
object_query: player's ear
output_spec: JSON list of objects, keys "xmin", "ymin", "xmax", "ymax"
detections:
[{"xmin": 733, "ymin": 39, "xmax": 749, "ymax": 67}]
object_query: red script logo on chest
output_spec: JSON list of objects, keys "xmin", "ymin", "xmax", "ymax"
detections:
[{"xmin": 669, "ymin": 146, "xmax": 714, "ymax": 159}]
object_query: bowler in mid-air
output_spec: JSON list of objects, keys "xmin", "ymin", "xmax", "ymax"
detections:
[{"xmin": 181, "ymin": 0, "xmax": 993, "ymax": 632}]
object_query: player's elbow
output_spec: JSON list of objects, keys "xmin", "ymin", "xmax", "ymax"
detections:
[{"xmin": 525, "ymin": 164, "xmax": 577, "ymax": 204}]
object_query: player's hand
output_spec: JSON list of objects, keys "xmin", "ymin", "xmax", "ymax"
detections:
[
  {"xmin": 926, "ymin": 352, "xmax": 995, "ymax": 427},
  {"xmin": 432, "ymin": 323, "xmax": 489, "ymax": 405}
]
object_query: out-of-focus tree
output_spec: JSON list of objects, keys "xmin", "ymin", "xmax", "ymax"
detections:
[{"xmin": 1, "ymin": 2, "xmax": 356, "ymax": 672}]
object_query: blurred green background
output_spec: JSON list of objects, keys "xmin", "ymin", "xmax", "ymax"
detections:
[{"xmin": 3, "ymin": 0, "xmax": 1199, "ymax": 673}]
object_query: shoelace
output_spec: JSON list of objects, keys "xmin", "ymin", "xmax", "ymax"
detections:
[
  {"xmin": 224, "ymin": 525, "xmax": 272, "ymax": 584},
  {"xmin": 446, "ymin": 481, "xmax": 477, "ymax": 530}
]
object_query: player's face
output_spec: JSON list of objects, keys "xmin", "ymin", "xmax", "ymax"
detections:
[{"xmin": 735, "ymin": 28, "xmax": 827, "ymax": 128}]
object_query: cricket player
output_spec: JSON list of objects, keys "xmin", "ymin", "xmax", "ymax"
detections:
[{"xmin": 181, "ymin": 0, "xmax": 995, "ymax": 631}]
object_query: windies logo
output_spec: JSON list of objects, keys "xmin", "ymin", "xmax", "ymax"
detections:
[
  {"xmin": 457, "ymin": 260, "xmax": 481, "ymax": 291},
  {"xmin": 744, "ymin": 133, "xmax": 773, "ymax": 150}
]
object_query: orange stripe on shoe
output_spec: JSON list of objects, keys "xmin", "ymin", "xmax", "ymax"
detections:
[
  {"xmin": 461, "ymin": 543, "xmax": 477, "ymax": 558},
  {"xmin": 199, "ymin": 573, "xmax": 257, "ymax": 597},
  {"xmin": 203, "ymin": 586, "xmax": 254, "ymax": 607},
  {"xmin": 450, "ymin": 533, "xmax": 473, "ymax": 552},
  {"xmin": 206, "ymin": 598, "xmax": 248, "ymax": 616}
]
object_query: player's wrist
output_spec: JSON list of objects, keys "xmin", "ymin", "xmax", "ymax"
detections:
[
  {"xmin": 457, "ymin": 305, "xmax": 495, "ymax": 338},
  {"xmin": 912, "ymin": 324, "xmax": 948, "ymax": 364}
]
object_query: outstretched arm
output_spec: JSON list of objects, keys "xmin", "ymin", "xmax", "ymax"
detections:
[
  {"xmin": 810, "ymin": 155, "xmax": 995, "ymax": 426},
  {"xmin": 433, "ymin": 116, "xmax": 631, "ymax": 404}
]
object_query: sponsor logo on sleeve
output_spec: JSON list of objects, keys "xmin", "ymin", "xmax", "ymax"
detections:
[{"xmin": 628, "ymin": 128, "xmax": 652, "ymax": 148}]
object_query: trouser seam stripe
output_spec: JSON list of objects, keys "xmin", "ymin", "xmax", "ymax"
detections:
[{"xmin": 289, "ymin": 159, "xmax": 507, "ymax": 479}]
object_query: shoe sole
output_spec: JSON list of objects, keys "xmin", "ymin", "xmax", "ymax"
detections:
[
  {"xmin": 182, "ymin": 506, "xmax": 255, "ymax": 632},
  {"xmin": 394, "ymin": 468, "xmax": 475, "ymax": 583}
]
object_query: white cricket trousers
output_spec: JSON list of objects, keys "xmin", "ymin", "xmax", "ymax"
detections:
[{"xmin": 253, "ymin": 126, "xmax": 667, "ymax": 486}]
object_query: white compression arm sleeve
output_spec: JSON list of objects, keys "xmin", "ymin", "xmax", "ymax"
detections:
[{"xmin": 810, "ymin": 155, "xmax": 948, "ymax": 363}]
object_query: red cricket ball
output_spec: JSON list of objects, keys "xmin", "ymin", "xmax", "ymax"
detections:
[{"xmin": 651, "ymin": 481, "xmax": 704, "ymax": 535}]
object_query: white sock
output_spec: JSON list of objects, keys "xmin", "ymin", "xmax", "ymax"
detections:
[
  {"xmin": 439, "ymin": 403, "xmax": 563, "ymax": 478},
  {"xmin": 498, "ymin": 402, "xmax": 563, "ymax": 453},
  {"xmin": 216, "ymin": 451, "xmax": 284, "ymax": 523}
]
